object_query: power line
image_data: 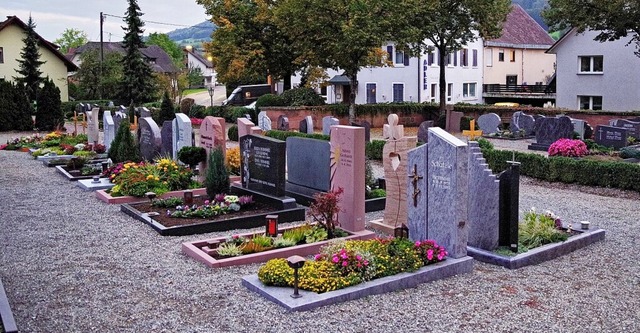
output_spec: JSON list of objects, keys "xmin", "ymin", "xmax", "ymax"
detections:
[{"xmin": 102, "ymin": 13, "xmax": 213, "ymax": 30}]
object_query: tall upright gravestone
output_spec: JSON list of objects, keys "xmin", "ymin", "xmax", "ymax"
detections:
[
  {"xmin": 172, "ymin": 113, "xmax": 193, "ymax": 160},
  {"xmin": 103, "ymin": 111, "xmax": 115, "ymax": 151},
  {"xmin": 407, "ymin": 127, "xmax": 469, "ymax": 259},
  {"xmin": 240, "ymin": 135, "xmax": 286, "ymax": 197},
  {"xmin": 199, "ymin": 116, "xmax": 226, "ymax": 180},
  {"xmin": 138, "ymin": 117, "xmax": 162, "ymax": 161},
  {"xmin": 87, "ymin": 107, "xmax": 100, "ymax": 144},
  {"xmin": 467, "ymin": 142, "xmax": 500, "ymax": 250},
  {"xmin": 161, "ymin": 121, "xmax": 174, "ymax": 156},
  {"xmin": 330, "ymin": 125, "xmax": 366, "ymax": 233}
]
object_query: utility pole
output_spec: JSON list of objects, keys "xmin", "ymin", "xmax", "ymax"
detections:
[{"xmin": 99, "ymin": 12, "xmax": 104, "ymax": 99}]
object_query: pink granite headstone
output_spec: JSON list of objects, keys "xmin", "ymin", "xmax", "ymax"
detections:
[
  {"xmin": 238, "ymin": 118, "xmax": 263, "ymax": 139},
  {"xmin": 330, "ymin": 125, "xmax": 365, "ymax": 232},
  {"xmin": 199, "ymin": 116, "xmax": 226, "ymax": 180}
]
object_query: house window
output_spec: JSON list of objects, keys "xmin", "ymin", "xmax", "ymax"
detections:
[
  {"xmin": 0, "ymin": 47, "xmax": 3, "ymax": 63},
  {"xmin": 446, "ymin": 53, "xmax": 452, "ymax": 66},
  {"xmin": 579, "ymin": 96, "xmax": 602, "ymax": 110},
  {"xmin": 472, "ymin": 49, "xmax": 478, "ymax": 67},
  {"xmin": 579, "ymin": 56, "xmax": 603, "ymax": 73},
  {"xmin": 430, "ymin": 83, "xmax": 437, "ymax": 102},
  {"xmin": 447, "ymin": 83, "xmax": 453, "ymax": 102},
  {"xmin": 427, "ymin": 52, "xmax": 434, "ymax": 66},
  {"xmin": 366, "ymin": 83, "xmax": 376, "ymax": 104},
  {"xmin": 498, "ymin": 49, "xmax": 505, "ymax": 62},
  {"xmin": 454, "ymin": 51, "xmax": 458, "ymax": 66},
  {"xmin": 393, "ymin": 83, "xmax": 404, "ymax": 102},
  {"xmin": 510, "ymin": 50, "xmax": 516, "ymax": 62},
  {"xmin": 486, "ymin": 49, "xmax": 493, "ymax": 67},
  {"xmin": 395, "ymin": 50, "xmax": 404, "ymax": 65},
  {"xmin": 461, "ymin": 49, "xmax": 469, "ymax": 67},
  {"xmin": 463, "ymin": 83, "xmax": 476, "ymax": 98}
]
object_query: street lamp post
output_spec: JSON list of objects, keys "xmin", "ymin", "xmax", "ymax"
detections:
[{"xmin": 208, "ymin": 85, "xmax": 214, "ymax": 107}]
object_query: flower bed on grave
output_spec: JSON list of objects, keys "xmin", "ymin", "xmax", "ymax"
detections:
[
  {"xmin": 467, "ymin": 208, "xmax": 606, "ymax": 269},
  {"xmin": 483, "ymin": 129, "xmax": 534, "ymax": 140}
]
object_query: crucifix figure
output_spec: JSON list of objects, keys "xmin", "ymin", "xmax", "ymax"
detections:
[{"xmin": 408, "ymin": 164, "xmax": 423, "ymax": 207}]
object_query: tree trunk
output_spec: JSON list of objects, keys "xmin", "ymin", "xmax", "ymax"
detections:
[
  {"xmin": 348, "ymin": 73, "xmax": 357, "ymax": 124},
  {"xmin": 283, "ymin": 73, "xmax": 292, "ymax": 91},
  {"xmin": 438, "ymin": 45, "xmax": 447, "ymax": 116}
]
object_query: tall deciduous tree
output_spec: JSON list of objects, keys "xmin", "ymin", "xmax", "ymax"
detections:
[
  {"xmin": 76, "ymin": 49, "xmax": 123, "ymax": 100},
  {"xmin": 402, "ymin": 0, "xmax": 510, "ymax": 113},
  {"xmin": 15, "ymin": 15, "xmax": 45, "ymax": 103},
  {"xmin": 146, "ymin": 32, "xmax": 183, "ymax": 65},
  {"xmin": 119, "ymin": 0, "xmax": 155, "ymax": 104},
  {"xmin": 544, "ymin": 0, "xmax": 640, "ymax": 56},
  {"xmin": 274, "ymin": 0, "xmax": 404, "ymax": 123},
  {"xmin": 35, "ymin": 78, "xmax": 64, "ymax": 131},
  {"xmin": 53, "ymin": 28, "xmax": 88, "ymax": 54}
]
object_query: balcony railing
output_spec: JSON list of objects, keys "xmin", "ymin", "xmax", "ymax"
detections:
[{"xmin": 483, "ymin": 84, "xmax": 555, "ymax": 94}]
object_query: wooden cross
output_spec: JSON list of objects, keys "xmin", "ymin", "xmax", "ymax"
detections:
[
  {"xmin": 462, "ymin": 119, "xmax": 483, "ymax": 140},
  {"xmin": 408, "ymin": 164, "xmax": 423, "ymax": 207},
  {"xmin": 130, "ymin": 115, "xmax": 138, "ymax": 131},
  {"xmin": 80, "ymin": 113, "xmax": 87, "ymax": 134},
  {"xmin": 73, "ymin": 111, "xmax": 78, "ymax": 135}
]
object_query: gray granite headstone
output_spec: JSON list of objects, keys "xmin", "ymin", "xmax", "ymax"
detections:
[
  {"xmin": 322, "ymin": 116, "xmax": 339, "ymax": 136},
  {"xmin": 528, "ymin": 116, "xmax": 574, "ymax": 151},
  {"xmin": 118, "ymin": 105, "xmax": 127, "ymax": 113},
  {"xmin": 417, "ymin": 121, "xmax": 434, "ymax": 143},
  {"xmin": 610, "ymin": 119, "xmax": 640, "ymax": 139},
  {"xmin": 595, "ymin": 125, "xmax": 629, "ymax": 149},
  {"xmin": 303, "ymin": 115, "xmax": 314, "ymax": 134},
  {"xmin": 407, "ymin": 127, "xmax": 468, "ymax": 259},
  {"xmin": 138, "ymin": 117, "xmax": 162, "ymax": 161},
  {"xmin": 510, "ymin": 111, "xmax": 535, "ymax": 136},
  {"xmin": 86, "ymin": 107, "xmax": 100, "ymax": 144},
  {"xmin": 477, "ymin": 113, "xmax": 501, "ymax": 134},
  {"xmin": 102, "ymin": 111, "xmax": 115, "ymax": 151},
  {"xmin": 172, "ymin": 113, "xmax": 193, "ymax": 160},
  {"xmin": 299, "ymin": 119, "xmax": 308, "ymax": 134},
  {"xmin": 161, "ymin": 121, "xmax": 173, "ymax": 156},
  {"xmin": 258, "ymin": 111, "xmax": 272, "ymax": 131},
  {"xmin": 277, "ymin": 115, "xmax": 289, "ymax": 131},
  {"xmin": 113, "ymin": 111, "xmax": 127, "ymax": 131},
  {"xmin": 286, "ymin": 137, "xmax": 331, "ymax": 192},
  {"xmin": 138, "ymin": 107, "xmax": 151, "ymax": 118},
  {"xmin": 467, "ymin": 142, "xmax": 500, "ymax": 251}
]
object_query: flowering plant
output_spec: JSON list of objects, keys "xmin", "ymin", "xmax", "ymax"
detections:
[
  {"xmin": 548, "ymin": 139, "xmax": 588, "ymax": 157},
  {"xmin": 105, "ymin": 158, "xmax": 195, "ymax": 197},
  {"xmin": 414, "ymin": 240, "xmax": 448, "ymax": 265},
  {"xmin": 225, "ymin": 147, "xmax": 241, "ymax": 175},
  {"xmin": 308, "ymin": 187, "xmax": 343, "ymax": 239},
  {"xmin": 170, "ymin": 195, "xmax": 254, "ymax": 218},
  {"xmin": 519, "ymin": 207, "xmax": 569, "ymax": 250},
  {"xmin": 190, "ymin": 117, "xmax": 203, "ymax": 126}
]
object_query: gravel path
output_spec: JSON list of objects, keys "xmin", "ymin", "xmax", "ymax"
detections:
[{"xmin": 1, "ymin": 132, "xmax": 639, "ymax": 333}]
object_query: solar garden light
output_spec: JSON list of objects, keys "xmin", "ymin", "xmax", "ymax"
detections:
[
  {"xmin": 91, "ymin": 175, "xmax": 101, "ymax": 184},
  {"xmin": 394, "ymin": 224, "xmax": 409, "ymax": 239},
  {"xmin": 581, "ymin": 221, "xmax": 590, "ymax": 230},
  {"xmin": 265, "ymin": 215, "xmax": 279, "ymax": 237},
  {"xmin": 145, "ymin": 192, "xmax": 157, "ymax": 203},
  {"xmin": 287, "ymin": 255, "xmax": 306, "ymax": 299},
  {"xmin": 183, "ymin": 190, "xmax": 194, "ymax": 206}
]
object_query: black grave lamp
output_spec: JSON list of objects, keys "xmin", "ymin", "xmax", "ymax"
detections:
[
  {"xmin": 394, "ymin": 224, "xmax": 409, "ymax": 239},
  {"xmin": 287, "ymin": 255, "xmax": 306, "ymax": 299},
  {"xmin": 145, "ymin": 191, "xmax": 157, "ymax": 204}
]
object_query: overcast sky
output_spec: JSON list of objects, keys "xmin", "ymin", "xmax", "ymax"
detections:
[{"xmin": 1, "ymin": 0, "xmax": 209, "ymax": 42}]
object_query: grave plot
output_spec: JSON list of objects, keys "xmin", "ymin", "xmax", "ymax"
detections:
[{"xmin": 55, "ymin": 159, "xmax": 109, "ymax": 181}]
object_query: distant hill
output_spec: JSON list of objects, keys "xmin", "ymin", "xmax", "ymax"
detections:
[
  {"xmin": 167, "ymin": 20, "xmax": 216, "ymax": 47},
  {"xmin": 512, "ymin": 0, "xmax": 549, "ymax": 30}
]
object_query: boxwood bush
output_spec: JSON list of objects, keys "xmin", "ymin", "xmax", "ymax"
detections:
[{"xmin": 264, "ymin": 130, "xmax": 385, "ymax": 161}]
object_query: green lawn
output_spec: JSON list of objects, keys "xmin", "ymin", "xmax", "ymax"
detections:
[{"xmin": 182, "ymin": 88, "xmax": 207, "ymax": 95}]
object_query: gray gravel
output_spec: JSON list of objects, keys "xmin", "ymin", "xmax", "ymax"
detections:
[{"xmin": 1, "ymin": 131, "xmax": 639, "ymax": 333}]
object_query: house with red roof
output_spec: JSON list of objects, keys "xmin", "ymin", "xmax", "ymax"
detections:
[{"xmin": 482, "ymin": 5, "xmax": 556, "ymax": 106}]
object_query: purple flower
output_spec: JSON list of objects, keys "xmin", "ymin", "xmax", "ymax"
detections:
[
  {"xmin": 214, "ymin": 194, "xmax": 226, "ymax": 203},
  {"xmin": 204, "ymin": 200, "xmax": 210, "ymax": 205},
  {"xmin": 166, "ymin": 210, "xmax": 171, "ymax": 216}
]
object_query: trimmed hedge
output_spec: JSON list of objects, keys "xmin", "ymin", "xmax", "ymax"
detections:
[
  {"xmin": 366, "ymin": 140, "xmax": 385, "ymax": 160},
  {"xmin": 481, "ymin": 148, "xmax": 640, "ymax": 192}
]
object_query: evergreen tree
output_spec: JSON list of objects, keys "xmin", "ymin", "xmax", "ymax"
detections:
[
  {"xmin": 35, "ymin": 78, "xmax": 64, "ymax": 131},
  {"xmin": 205, "ymin": 147, "xmax": 229, "ymax": 199},
  {"xmin": 108, "ymin": 116, "xmax": 141, "ymax": 163},
  {"xmin": 158, "ymin": 90, "xmax": 175, "ymax": 124},
  {"xmin": 12, "ymin": 83, "xmax": 35, "ymax": 131},
  {"xmin": 0, "ymin": 81, "xmax": 12, "ymax": 131},
  {"xmin": 119, "ymin": 0, "xmax": 155, "ymax": 104},
  {"xmin": 14, "ymin": 15, "xmax": 45, "ymax": 102}
]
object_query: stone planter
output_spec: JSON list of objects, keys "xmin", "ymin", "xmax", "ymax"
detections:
[{"xmin": 95, "ymin": 188, "xmax": 209, "ymax": 204}]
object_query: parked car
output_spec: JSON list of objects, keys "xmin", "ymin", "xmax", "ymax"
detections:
[{"xmin": 222, "ymin": 84, "xmax": 272, "ymax": 106}]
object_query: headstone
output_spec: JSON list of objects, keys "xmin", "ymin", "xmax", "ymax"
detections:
[
  {"xmin": 277, "ymin": 115, "xmax": 289, "ymax": 131},
  {"xmin": 298, "ymin": 116, "xmax": 314, "ymax": 134},
  {"xmin": 570, "ymin": 118, "xmax": 586, "ymax": 139},
  {"xmin": 330, "ymin": 125, "xmax": 366, "ymax": 232},
  {"xmin": 161, "ymin": 121, "xmax": 173, "ymax": 156},
  {"xmin": 477, "ymin": 113, "xmax": 501, "ymax": 134},
  {"xmin": 86, "ymin": 107, "xmax": 100, "ymax": 144},
  {"xmin": 258, "ymin": 111, "xmax": 272, "ymax": 131},
  {"xmin": 407, "ymin": 127, "xmax": 468, "ymax": 259},
  {"xmin": 138, "ymin": 117, "xmax": 162, "ymax": 161},
  {"xmin": 595, "ymin": 125, "xmax": 629, "ymax": 149},
  {"xmin": 322, "ymin": 116, "xmax": 340, "ymax": 136},
  {"xmin": 417, "ymin": 120, "xmax": 434, "ymax": 143},
  {"xmin": 350, "ymin": 121, "xmax": 371, "ymax": 143},
  {"xmin": 467, "ymin": 142, "xmax": 500, "ymax": 251},
  {"xmin": 240, "ymin": 135, "xmax": 286, "ymax": 196},
  {"xmin": 200, "ymin": 116, "xmax": 226, "ymax": 155},
  {"xmin": 172, "ymin": 113, "xmax": 193, "ymax": 160},
  {"xmin": 498, "ymin": 162, "xmax": 521, "ymax": 251},
  {"xmin": 118, "ymin": 105, "xmax": 127, "ymax": 113},
  {"xmin": 113, "ymin": 111, "xmax": 127, "ymax": 131},
  {"xmin": 510, "ymin": 111, "xmax": 536, "ymax": 136},
  {"xmin": 238, "ymin": 118, "xmax": 262, "ymax": 138},
  {"xmin": 446, "ymin": 110, "xmax": 464, "ymax": 133},
  {"xmin": 382, "ymin": 136, "xmax": 417, "ymax": 228},
  {"xmin": 138, "ymin": 107, "xmax": 151, "ymax": 118},
  {"xmin": 584, "ymin": 123, "xmax": 594, "ymax": 140},
  {"xmin": 286, "ymin": 137, "xmax": 331, "ymax": 192},
  {"xmin": 610, "ymin": 119, "xmax": 640, "ymax": 139},
  {"xmin": 108, "ymin": 101, "xmax": 114, "ymax": 107},
  {"xmin": 528, "ymin": 116, "xmax": 574, "ymax": 151},
  {"xmin": 102, "ymin": 111, "xmax": 115, "ymax": 151},
  {"xmin": 383, "ymin": 114, "xmax": 404, "ymax": 140}
]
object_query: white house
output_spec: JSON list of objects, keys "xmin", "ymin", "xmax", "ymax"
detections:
[
  {"xmin": 547, "ymin": 28, "xmax": 640, "ymax": 111},
  {"xmin": 184, "ymin": 47, "xmax": 216, "ymax": 87}
]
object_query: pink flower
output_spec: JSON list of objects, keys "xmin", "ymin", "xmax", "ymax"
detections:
[
  {"xmin": 355, "ymin": 255, "xmax": 362, "ymax": 260},
  {"xmin": 342, "ymin": 261, "xmax": 348, "ymax": 267},
  {"xmin": 415, "ymin": 241, "xmax": 421, "ymax": 247},
  {"xmin": 427, "ymin": 249, "xmax": 434, "ymax": 261},
  {"xmin": 437, "ymin": 253, "xmax": 445, "ymax": 261},
  {"xmin": 232, "ymin": 235, "xmax": 239, "ymax": 239},
  {"xmin": 340, "ymin": 252, "xmax": 348, "ymax": 259},
  {"xmin": 332, "ymin": 256, "xmax": 339, "ymax": 263},
  {"xmin": 204, "ymin": 200, "xmax": 210, "ymax": 205},
  {"xmin": 314, "ymin": 254, "xmax": 322, "ymax": 261}
]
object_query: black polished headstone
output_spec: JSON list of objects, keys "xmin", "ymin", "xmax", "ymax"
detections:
[
  {"xmin": 498, "ymin": 161, "xmax": 520, "ymax": 252},
  {"xmin": 161, "ymin": 121, "xmax": 173, "ymax": 156},
  {"xmin": 595, "ymin": 125, "xmax": 629, "ymax": 149},
  {"xmin": 584, "ymin": 123, "xmax": 594, "ymax": 140},
  {"xmin": 277, "ymin": 115, "xmax": 289, "ymax": 131},
  {"xmin": 286, "ymin": 137, "xmax": 330, "ymax": 192},
  {"xmin": 528, "ymin": 116, "xmax": 573, "ymax": 151},
  {"xmin": 417, "ymin": 121, "xmax": 434, "ymax": 143},
  {"xmin": 240, "ymin": 134, "xmax": 286, "ymax": 197},
  {"xmin": 299, "ymin": 119, "xmax": 308, "ymax": 134},
  {"xmin": 610, "ymin": 119, "xmax": 640, "ymax": 139}
]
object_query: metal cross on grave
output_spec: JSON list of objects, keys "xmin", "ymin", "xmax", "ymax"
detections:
[
  {"xmin": 408, "ymin": 164, "xmax": 423, "ymax": 207},
  {"xmin": 462, "ymin": 119, "xmax": 483, "ymax": 140}
]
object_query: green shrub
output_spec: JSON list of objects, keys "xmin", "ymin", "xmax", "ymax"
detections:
[
  {"xmin": 228, "ymin": 125, "xmax": 239, "ymax": 141},
  {"xmin": 178, "ymin": 146, "xmax": 206, "ymax": 169},
  {"xmin": 189, "ymin": 104, "xmax": 206, "ymax": 119},
  {"xmin": 158, "ymin": 91, "xmax": 175, "ymax": 124},
  {"xmin": 35, "ymin": 79, "xmax": 64, "ymax": 131},
  {"xmin": 368, "ymin": 189, "xmax": 386, "ymax": 198},
  {"xmin": 366, "ymin": 140, "xmax": 385, "ymax": 160},
  {"xmin": 108, "ymin": 116, "xmax": 141, "ymax": 163},
  {"xmin": 620, "ymin": 147, "xmax": 640, "ymax": 159},
  {"xmin": 519, "ymin": 209, "xmax": 568, "ymax": 250},
  {"xmin": 180, "ymin": 98, "xmax": 195, "ymax": 114},
  {"xmin": 205, "ymin": 147, "xmax": 230, "ymax": 199},
  {"xmin": 264, "ymin": 130, "xmax": 330, "ymax": 142},
  {"xmin": 281, "ymin": 87, "xmax": 325, "ymax": 106},
  {"xmin": 477, "ymin": 138, "xmax": 494, "ymax": 151},
  {"xmin": 256, "ymin": 94, "xmax": 286, "ymax": 110},
  {"xmin": 225, "ymin": 107, "xmax": 247, "ymax": 123},
  {"xmin": 205, "ymin": 106, "xmax": 225, "ymax": 118}
]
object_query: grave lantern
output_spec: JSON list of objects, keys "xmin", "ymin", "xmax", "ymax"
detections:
[
  {"xmin": 183, "ymin": 190, "xmax": 194, "ymax": 206},
  {"xmin": 394, "ymin": 224, "xmax": 409, "ymax": 239},
  {"xmin": 287, "ymin": 255, "xmax": 306, "ymax": 299},
  {"xmin": 145, "ymin": 192, "xmax": 157, "ymax": 203},
  {"xmin": 265, "ymin": 215, "xmax": 279, "ymax": 237}
]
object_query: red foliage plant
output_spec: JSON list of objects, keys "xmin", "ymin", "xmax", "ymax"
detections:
[{"xmin": 308, "ymin": 187, "xmax": 344, "ymax": 239}]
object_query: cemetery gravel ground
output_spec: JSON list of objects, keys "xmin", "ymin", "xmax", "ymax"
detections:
[{"xmin": 1, "ymin": 131, "xmax": 639, "ymax": 333}]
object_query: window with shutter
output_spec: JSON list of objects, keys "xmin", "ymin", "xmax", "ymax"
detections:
[
  {"xmin": 472, "ymin": 49, "xmax": 478, "ymax": 67},
  {"xmin": 393, "ymin": 83, "xmax": 404, "ymax": 102},
  {"xmin": 404, "ymin": 54, "xmax": 409, "ymax": 66}
]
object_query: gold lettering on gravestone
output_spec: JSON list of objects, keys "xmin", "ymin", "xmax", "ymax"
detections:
[{"xmin": 408, "ymin": 164, "xmax": 423, "ymax": 207}]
